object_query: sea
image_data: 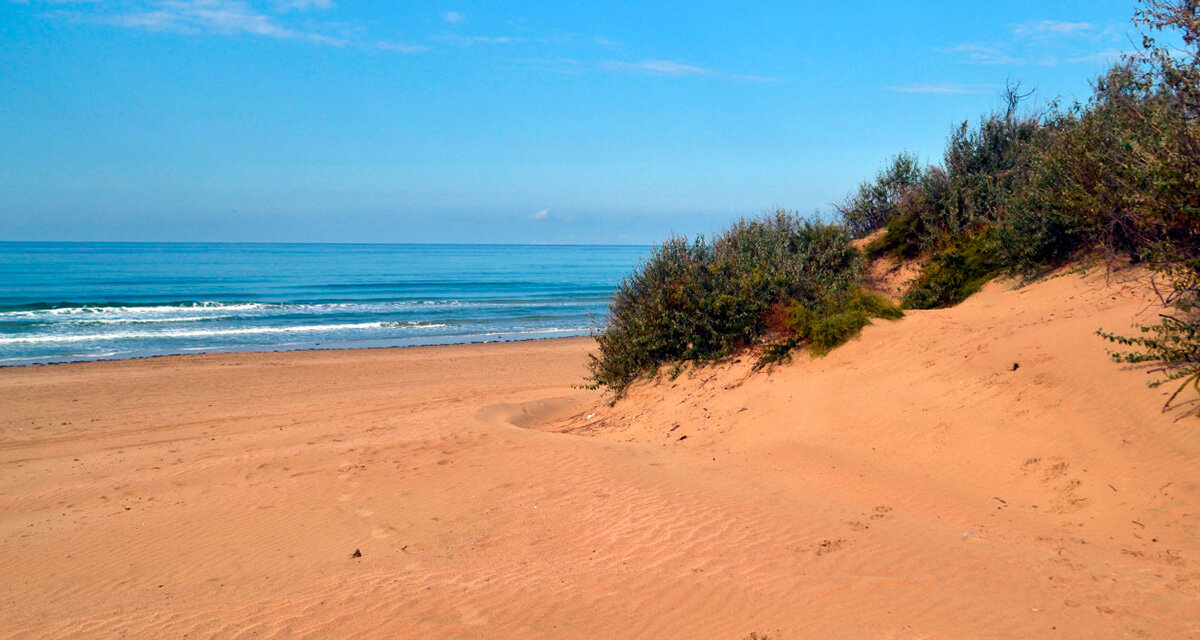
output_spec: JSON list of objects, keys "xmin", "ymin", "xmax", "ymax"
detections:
[{"xmin": 0, "ymin": 242, "xmax": 648, "ymax": 366}]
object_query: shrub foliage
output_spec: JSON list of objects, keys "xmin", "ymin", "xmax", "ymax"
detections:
[
  {"xmin": 587, "ymin": 212, "xmax": 901, "ymax": 392},
  {"xmin": 590, "ymin": 1, "xmax": 1200, "ymax": 403},
  {"xmin": 901, "ymin": 232, "xmax": 1004, "ymax": 310},
  {"xmin": 848, "ymin": 1, "xmax": 1200, "ymax": 401}
]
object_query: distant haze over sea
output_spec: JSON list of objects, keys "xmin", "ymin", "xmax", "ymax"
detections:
[{"xmin": 0, "ymin": 242, "xmax": 648, "ymax": 365}]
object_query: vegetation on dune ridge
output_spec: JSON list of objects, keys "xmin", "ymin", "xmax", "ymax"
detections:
[
  {"xmin": 585, "ymin": 212, "xmax": 902, "ymax": 393},
  {"xmin": 590, "ymin": 0, "xmax": 1199, "ymax": 409}
]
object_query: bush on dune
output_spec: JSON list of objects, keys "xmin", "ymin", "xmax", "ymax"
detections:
[
  {"xmin": 837, "ymin": 152, "xmax": 924, "ymax": 239},
  {"xmin": 901, "ymin": 232, "xmax": 1004, "ymax": 310},
  {"xmin": 852, "ymin": 0, "xmax": 1200, "ymax": 408},
  {"xmin": 587, "ymin": 212, "xmax": 901, "ymax": 393},
  {"xmin": 1110, "ymin": 0, "xmax": 1200, "ymax": 411},
  {"xmin": 590, "ymin": 0, "xmax": 1199, "ymax": 405},
  {"xmin": 785, "ymin": 288, "xmax": 902, "ymax": 356}
]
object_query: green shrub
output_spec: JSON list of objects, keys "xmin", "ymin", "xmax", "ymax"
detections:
[
  {"xmin": 902, "ymin": 232, "xmax": 1004, "ymax": 310},
  {"xmin": 864, "ymin": 209, "xmax": 925, "ymax": 259},
  {"xmin": 937, "ymin": 86, "xmax": 1045, "ymax": 235},
  {"xmin": 754, "ymin": 338, "xmax": 800, "ymax": 369},
  {"xmin": 854, "ymin": 89, "xmax": 1048, "ymax": 263},
  {"xmin": 1097, "ymin": 0, "xmax": 1200, "ymax": 412},
  {"xmin": 858, "ymin": 289, "xmax": 905, "ymax": 320},
  {"xmin": 985, "ymin": 63, "xmax": 1196, "ymax": 276},
  {"xmin": 837, "ymin": 153, "xmax": 924, "ymax": 238},
  {"xmin": 785, "ymin": 288, "xmax": 903, "ymax": 356},
  {"xmin": 587, "ymin": 211, "xmax": 862, "ymax": 393},
  {"xmin": 809, "ymin": 306, "xmax": 869, "ymax": 355},
  {"xmin": 1099, "ymin": 264, "xmax": 1200, "ymax": 416}
]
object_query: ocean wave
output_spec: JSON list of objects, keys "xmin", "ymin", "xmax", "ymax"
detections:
[
  {"xmin": 0, "ymin": 301, "xmax": 276, "ymax": 314},
  {"xmin": 77, "ymin": 315, "xmax": 239, "ymax": 325},
  {"xmin": 0, "ymin": 297, "xmax": 609, "ymax": 321},
  {"xmin": 0, "ymin": 321, "xmax": 445, "ymax": 345},
  {"xmin": 474, "ymin": 326, "xmax": 593, "ymax": 337}
]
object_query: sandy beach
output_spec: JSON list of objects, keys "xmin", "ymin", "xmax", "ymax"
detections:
[{"xmin": 3, "ymin": 267, "xmax": 1199, "ymax": 639}]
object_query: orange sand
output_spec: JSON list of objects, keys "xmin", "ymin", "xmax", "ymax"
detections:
[{"xmin": 2, "ymin": 267, "xmax": 1198, "ymax": 639}]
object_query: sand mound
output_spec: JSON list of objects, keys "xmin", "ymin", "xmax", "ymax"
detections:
[{"xmin": 2, "ymin": 268, "xmax": 1197, "ymax": 638}]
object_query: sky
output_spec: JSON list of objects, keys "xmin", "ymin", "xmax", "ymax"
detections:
[{"xmin": 1, "ymin": 0, "xmax": 1140, "ymax": 244}]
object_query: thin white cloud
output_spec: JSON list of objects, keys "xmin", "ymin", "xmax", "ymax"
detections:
[
  {"xmin": 432, "ymin": 33, "xmax": 524, "ymax": 45},
  {"xmin": 273, "ymin": 0, "xmax": 334, "ymax": 12},
  {"xmin": 46, "ymin": 0, "xmax": 430, "ymax": 52},
  {"xmin": 534, "ymin": 29, "xmax": 623, "ymax": 48},
  {"xmin": 1012, "ymin": 20, "xmax": 1095, "ymax": 40},
  {"xmin": 24, "ymin": 0, "xmax": 773, "ymax": 76},
  {"xmin": 600, "ymin": 58, "xmax": 777, "ymax": 82},
  {"xmin": 530, "ymin": 209, "xmax": 550, "ymax": 220},
  {"xmin": 462, "ymin": 35, "xmax": 522, "ymax": 44},
  {"xmin": 890, "ymin": 83, "xmax": 995, "ymax": 95},
  {"xmin": 374, "ymin": 40, "xmax": 431, "ymax": 53},
  {"xmin": 108, "ymin": 0, "xmax": 347, "ymax": 44},
  {"xmin": 525, "ymin": 57, "xmax": 585, "ymax": 75},
  {"xmin": 605, "ymin": 59, "xmax": 712, "ymax": 76},
  {"xmin": 1067, "ymin": 49, "xmax": 1125, "ymax": 64},
  {"xmin": 943, "ymin": 18, "xmax": 1126, "ymax": 67},
  {"xmin": 940, "ymin": 43, "xmax": 1026, "ymax": 66}
]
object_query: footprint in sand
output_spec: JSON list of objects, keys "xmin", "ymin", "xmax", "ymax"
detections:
[
  {"xmin": 815, "ymin": 538, "xmax": 848, "ymax": 556},
  {"xmin": 1044, "ymin": 460, "xmax": 1069, "ymax": 480}
]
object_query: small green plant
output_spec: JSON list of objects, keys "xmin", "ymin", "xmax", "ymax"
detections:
[
  {"xmin": 784, "ymin": 288, "xmax": 903, "ymax": 356},
  {"xmin": 1100, "ymin": 319, "xmax": 1200, "ymax": 407},
  {"xmin": 754, "ymin": 338, "xmax": 799, "ymax": 370},
  {"xmin": 864, "ymin": 210, "xmax": 924, "ymax": 260},
  {"xmin": 1099, "ymin": 266, "xmax": 1200, "ymax": 416},
  {"xmin": 902, "ymin": 233, "xmax": 1004, "ymax": 309}
]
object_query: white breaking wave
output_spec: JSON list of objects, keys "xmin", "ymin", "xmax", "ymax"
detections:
[
  {"xmin": 474, "ymin": 326, "xmax": 592, "ymax": 337},
  {"xmin": 381, "ymin": 321, "xmax": 446, "ymax": 329},
  {"xmin": 0, "ymin": 299, "xmax": 596, "ymax": 326},
  {"xmin": 0, "ymin": 302, "xmax": 275, "ymax": 319},
  {"xmin": 0, "ymin": 321, "xmax": 446, "ymax": 345},
  {"xmin": 79, "ymin": 315, "xmax": 239, "ymax": 325}
]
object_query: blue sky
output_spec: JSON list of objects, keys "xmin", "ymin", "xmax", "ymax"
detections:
[{"xmin": 1, "ymin": 1, "xmax": 1137, "ymax": 244}]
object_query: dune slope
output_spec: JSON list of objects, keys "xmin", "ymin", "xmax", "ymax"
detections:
[{"xmin": 1, "ymin": 268, "xmax": 1198, "ymax": 639}]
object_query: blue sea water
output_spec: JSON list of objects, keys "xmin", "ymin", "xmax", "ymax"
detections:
[{"xmin": 0, "ymin": 242, "xmax": 648, "ymax": 366}]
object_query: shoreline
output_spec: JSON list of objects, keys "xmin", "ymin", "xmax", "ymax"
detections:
[{"xmin": 0, "ymin": 331, "xmax": 597, "ymax": 370}]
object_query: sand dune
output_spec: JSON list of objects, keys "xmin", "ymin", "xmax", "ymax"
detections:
[{"xmin": 2, "ymin": 267, "xmax": 1198, "ymax": 638}]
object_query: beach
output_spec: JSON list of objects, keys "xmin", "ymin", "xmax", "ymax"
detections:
[{"xmin": 2, "ymin": 268, "xmax": 1199, "ymax": 639}]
